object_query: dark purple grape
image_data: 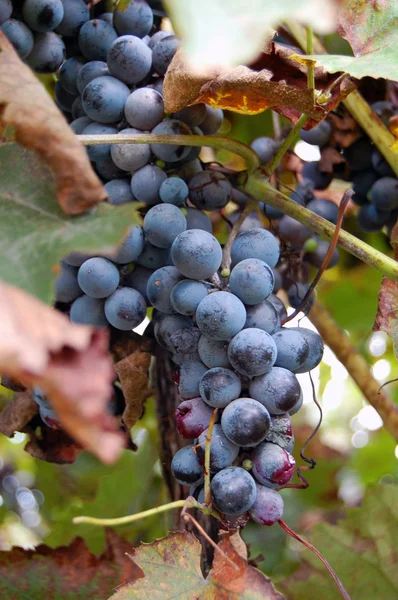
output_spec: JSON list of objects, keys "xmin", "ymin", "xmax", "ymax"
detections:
[
  {"xmin": 197, "ymin": 424, "xmax": 239, "ymax": 473},
  {"xmin": 221, "ymin": 398, "xmax": 271, "ymax": 447},
  {"xmin": 249, "ymin": 484, "xmax": 284, "ymax": 525},
  {"xmin": 251, "ymin": 442, "xmax": 295, "ymax": 487},
  {"xmin": 211, "ymin": 467, "xmax": 257, "ymax": 515},
  {"xmin": 175, "ymin": 398, "xmax": 214, "ymax": 439},
  {"xmin": 171, "ymin": 446, "xmax": 204, "ymax": 486},
  {"xmin": 249, "ymin": 367, "xmax": 302, "ymax": 415}
]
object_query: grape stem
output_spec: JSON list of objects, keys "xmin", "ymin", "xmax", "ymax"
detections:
[
  {"xmin": 72, "ymin": 499, "xmax": 187, "ymax": 526},
  {"xmin": 204, "ymin": 409, "xmax": 218, "ymax": 505},
  {"xmin": 78, "ymin": 133, "xmax": 261, "ymax": 174},
  {"xmin": 221, "ymin": 198, "xmax": 258, "ymax": 272},
  {"xmin": 306, "ymin": 26, "xmax": 315, "ymax": 103},
  {"xmin": 308, "ymin": 301, "xmax": 398, "ymax": 442},
  {"xmin": 264, "ymin": 113, "xmax": 308, "ymax": 175},
  {"xmin": 286, "ymin": 21, "xmax": 398, "ymax": 177},
  {"xmin": 244, "ymin": 174, "xmax": 398, "ymax": 281}
]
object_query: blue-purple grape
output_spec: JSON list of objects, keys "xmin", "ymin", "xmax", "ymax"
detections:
[
  {"xmin": 290, "ymin": 327, "xmax": 324, "ymax": 373},
  {"xmin": 221, "ymin": 398, "xmax": 271, "ymax": 447},
  {"xmin": 76, "ymin": 60, "xmax": 110, "ymax": 94},
  {"xmin": 124, "ymin": 87, "xmax": 165, "ymax": 130},
  {"xmin": 228, "ymin": 328, "xmax": 277, "ymax": 377},
  {"xmin": 188, "ymin": 171, "xmax": 232, "ymax": 211},
  {"xmin": 1, "ymin": 19, "xmax": 34, "ymax": 59},
  {"xmin": 231, "ymin": 228, "xmax": 280, "ymax": 269},
  {"xmin": 229, "ymin": 258, "xmax": 274, "ymax": 305},
  {"xmin": 249, "ymin": 484, "xmax": 284, "ymax": 525},
  {"xmin": 244, "ymin": 300, "xmax": 280, "ymax": 335},
  {"xmin": 199, "ymin": 367, "xmax": 241, "ymax": 408},
  {"xmin": 249, "ymin": 367, "xmax": 302, "ymax": 414},
  {"xmin": 81, "ymin": 76, "xmax": 130, "ymax": 124},
  {"xmin": 198, "ymin": 336, "xmax": 230, "ymax": 369},
  {"xmin": 70, "ymin": 294, "xmax": 107, "ymax": 327},
  {"xmin": 178, "ymin": 361, "xmax": 208, "ymax": 399},
  {"xmin": 273, "ymin": 328, "xmax": 310, "ymax": 372},
  {"xmin": 197, "ymin": 425, "xmax": 239, "ymax": 473},
  {"xmin": 113, "ymin": 0, "xmax": 153, "ymax": 38},
  {"xmin": 196, "ymin": 291, "xmax": 246, "ymax": 341},
  {"xmin": 147, "ymin": 266, "xmax": 183, "ymax": 313},
  {"xmin": 211, "ymin": 467, "xmax": 257, "ymax": 514},
  {"xmin": 107, "ymin": 34, "xmax": 152, "ymax": 84},
  {"xmin": 131, "ymin": 164, "xmax": 168, "ymax": 205},
  {"xmin": 77, "ymin": 257, "xmax": 119, "ymax": 298},
  {"xmin": 160, "ymin": 177, "xmax": 189, "ymax": 206},
  {"xmin": 105, "ymin": 178, "xmax": 136, "ymax": 205},
  {"xmin": 143, "ymin": 204, "xmax": 187, "ymax": 249},
  {"xmin": 110, "ymin": 128, "xmax": 151, "ymax": 172},
  {"xmin": 170, "ymin": 280, "xmax": 208, "ymax": 316},
  {"xmin": 114, "ymin": 225, "xmax": 145, "ymax": 264},
  {"xmin": 171, "ymin": 229, "xmax": 222, "ymax": 280},
  {"xmin": 105, "ymin": 287, "xmax": 147, "ymax": 330},
  {"xmin": 171, "ymin": 446, "xmax": 203, "ymax": 486}
]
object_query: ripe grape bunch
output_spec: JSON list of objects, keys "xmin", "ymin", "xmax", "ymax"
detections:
[{"xmin": 4, "ymin": 0, "xmax": 325, "ymax": 529}]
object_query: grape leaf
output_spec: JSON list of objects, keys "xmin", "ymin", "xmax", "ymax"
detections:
[
  {"xmin": 109, "ymin": 531, "xmax": 285, "ymax": 599},
  {"xmin": 0, "ymin": 282, "xmax": 124, "ymax": 464},
  {"xmin": 309, "ymin": 0, "xmax": 398, "ymax": 79},
  {"xmin": 0, "ymin": 32, "xmax": 105, "ymax": 215},
  {"xmin": 280, "ymin": 484, "xmax": 398, "ymax": 600},
  {"xmin": 0, "ymin": 531, "xmax": 142, "ymax": 599},
  {"xmin": 164, "ymin": 0, "xmax": 338, "ymax": 73},
  {"xmin": 163, "ymin": 47, "xmax": 355, "ymax": 124},
  {"xmin": 0, "ymin": 144, "xmax": 139, "ymax": 304}
]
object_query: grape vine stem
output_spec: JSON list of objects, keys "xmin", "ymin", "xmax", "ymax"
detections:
[
  {"xmin": 221, "ymin": 198, "xmax": 258, "ymax": 272},
  {"xmin": 78, "ymin": 133, "xmax": 261, "ymax": 174},
  {"xmin": 264, "ymin": 113, "xmax": 308, "ymax": 175},
  {"xmin": 244, "ymin": 174, "xmax": 398, "ymax": 281},
  {"xmin": 72, "ymin": 499, "xmax": 187, "ymax": 526},
  {"xmin": 308, "ymin": 301, "xmax": 398, "ymax": 442}
]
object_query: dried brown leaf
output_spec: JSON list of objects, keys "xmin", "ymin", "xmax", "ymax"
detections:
[
  {"xmin": 0, "ymin": 282, "xmax": 124, "ymax": 464},
  {"xmin": 374, "ymin": 221, "xmax": 398, "ymax": 359},
  {"xmin": 163, "ymin": 46, "xmax": 355, "ymax": 125},
  {"xmin": 24, "ymin": 426, "xmax": 82, "ymax": 464},
  {"xmin": 0, "ymin": 531, "xmax": 142, "ymax": 599},
  {"xmin": 113, "ymin": 335, "xmax": 153, "ymax": 430},
  {"xmin": 0, "ymin": 32, "xmax": 106, "ymax": 215},
  {"xmin": 0, "ymin": 391, "xmax": 37, "ymax": 437}
]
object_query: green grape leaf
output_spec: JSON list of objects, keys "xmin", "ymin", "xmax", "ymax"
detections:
[
  {"xmin": 109, "ymin": 531, "xmax": 285, "ymax": 599},
  {"xmin": 164, "ymin": 0, "xmax": 338, "ymax": 74},
  {"xmin": 310, "ymin": 0, "xmax": 398, "ymax": 79},
  {"xmin": 0, "ymin": 144, "xmax": 139, "ymax": 304},
  {"xmin": 0, "ymin": 531, "xmax": 141, "ymax": 600},
  {"xmin": 280, "ymin": 484, "xmax": 398, "ymax": 600}
]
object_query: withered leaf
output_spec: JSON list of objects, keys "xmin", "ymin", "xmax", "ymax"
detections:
[
  {"xmin": 0, "ymin": 531, "xmax": 142, "ymax": 599},
  {"xmin": 0, "ymin": 32, "xmax": 106, "ymax": 215},
  {"xmin": 110, "ymin": 530, "xmax": 285, "ymax": 599},
  {"xmin": 113, "ymin": 335, "xmax": 154, "ymax": 430},
  {"xmin": 163, "ymin": 45, "xmax": 355, "ymax": 125},
  {"xmin": 0, "ymin": 391, "xmax": 37, "ymax": 438},
  {"xmin": 0, "ymin": 282, "xmax": 124, "ymax": 464},
  {"xmin": 24, "ymin": 426, "xmax": 82, "ymax": 464}
]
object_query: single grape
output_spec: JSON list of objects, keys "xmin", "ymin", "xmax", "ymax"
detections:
[
  {"xmin": 186, "ymin": 208, "xmax": 212, "ymax": 233},
  {"xmin": 371, "ymin": 100, "xmax": 396, "ymax": 126},
  {"xmin": 113, "ymin": 225, "xmax": 145, "ymax": 264},
  {"xmin": 78, "ymin": 257, "xmax": 119, "ymax": 298},
  {"xmin": 178, "ymin": 361, "xmax": 208, "ymax": 399},
  {"xmin": 272, "ymin": 328, "xmax": 310, "ymax": 372},
  {"xmin": 151, "ymin": 119, "xmax": 192, "ymax": 163},
  {"xmin": 1, "ymin": 19, "xmax": 34, "ymax": 60},
  {"xmin": 154, "ymin": 313, "xmax": 193, "ymax": 352},
  {"xmin": 188, "ymin": 170, "xmax": 232, "ymax": 211},
  {"xmin": 107, "ymin": 35, "xmax": 152, "ymax": 84},
  {"xmin": 113, "ymin": 0, "xmax": 153, "ymax": 38},
  {"xmin": 147, "ymin": 266, "xmax": 183, "ymax": 313},
  {"xmin": 78, "ymin": 19, "xmax": 117, "ymax": 61},
  {"xmin": 70, "ymin": 295, "xmax": 108, "ymax": 327},
  {"xmin": 148, "ymin": 30, "xmax": 170, "ymax": 49},
  {"xmin": 290, "ymin": 327, "xmax": 324, "ymax": 373},
  {"xmin": 125, "ymin": 87, "xmax": 165, "ymax": 130},
  {"xmin": 54, "ymin": 82, "xmax": 76, "ymax": 113},
  {"xmin": 231, "ymin": 228, "xmax": 280, "ymax": 268},
  {"xmin": 33, "ymin": 386, "xmax": 52, "ymax": 410},
  {"xmin": 244, "ymin": 300, "xmax": 280, "ymax": 335},
  {"xmin": 152, "ymin": 34, "xmax": 179, "ymax": 75},
  {"xmin": 123, "ymin": 266, "xmax": 152, "ymax": 302},
  {"xmin": 289, "ymin": 393, "xmax": 303, "ymax": 416},
  {"xmin": 352, "ymin": 168, "xmax": 379, "ymax": 199},
  {"xmin": 171, "ymin": 446, "xmax": 203, "ymax": 486},
  {"xmin": 23, "ymin": 0, "xmax": 64, "ymax": 33},
  {"xmin": 249, "ymin": 367, "xmax": 302, "ymax": 414},
  {"xmin": 76, "ymin": 60, "xmax": 110, "ymax": 94},
  {"xmin": 82, "ymin": 122, "xmax": 118, "ymax": 162},
  {"xmin": 251, "ymin": 442, "xmax": 295, "ymax": 487},
  {"xmin": 170, "ymin": 280, "xmax": 208, "ymax": 316},
  {"xmin": 143, "ymin": 204, "xmax": 187, "ymax": 249},
  {"xmin": 173, "ymin": 104, "xmax": 206, "ymax": 127},
  {"xmin": 343, "ymin": 137, "xmax": 374, "ymax": 172},
  {"xmin": 70, "ymin": 116, "xmax": 92, "ymax": 134},
  {"xmin": 266, "ymin": 413, "xmax": 294, "ymax": 452},
  {"xmin": 307, "ymin": 199, "xmax": 339, "ymax": 224},
  {"xmin": 278, "ymin": 215, "xmax": 312, "ymax": 246},
  {"xmin": 56, "ymin": 0, "xmax": 89, "ymax": 36},
  {"xmin": 300, "ymin": 121, "xmax": 331, "ymax": 147},
  {"xmin": 272, "ymin": 269, "xmax": 282, "ymax": 292},
  {"xmin": 372, "ymin": 151, "xmax": 395, "ymax": 178},
  {"xmin": 63, "ymin": 252, "xmax": 91, "ymax": 267},
  {"xmin": 287, "ymin": 282, "xmax": 314, "ymax": 311},
  {"xmin": 302, "ymin": 161, "xmax": 333, "ymax": 190},
  {"xmin": 249, "ymin": 484, "xmax": 284, "ymax": 525},
  {"xmin": 105, "ymin": 178, "xmax": 136, "ymax": 205},
  {"xmin": 198, "ymin": 336, "xmax": 230, "ymax": 369},
  {"xmin": 250, "ymin": 137, "xmax": 278, "ymax": 164},
  {"xmin": 137, "ymin": 241, "xmax": 169, "ymax": 269},
  {"xmin": 229, "ymin": 258, "xmax": 274, "ymax": 305},
  {"xmin": 211, "ymin": 467, "xmax": 257, "ymax": 514},
  {"xmin": 357, "ymin": 203, "xmax": 388, "ymax": 232},
  {"xmin": 160, "ymin": 177, "xmax": 189, "ymax": 206},
  {"xmin": 200, "ymin": 106, "xmax": 224, "ymax": 135},
  {"xmin": 105, "ymin": 287, "xmax": 147, "ymax": 330},
  {"xmin": 0, "ymin": 0, "xmax": 12, "ymax": 26},
  {"xmin": 221, "ymin": 398, "xmax": 271, "ymax": 447},
  {"xmin": 175, "ymin": 398, "xmax": 214, "ymax": 439},
  {"xmin": 71, "ymin": 96, "xmax": 86, "ymax": 119},
  {"xmin": 197, "ymin": 425, "xmax": 239, "ymax": 473},
  {"xmin": 199, "ymin": 367, "xmax": 241, "ymax": 408},
  {"xmin": 228, "ymin": 328, "xmax": 277, "ymax": 377},
  {"xmin": 55, "ymin": 262, "xmax": 81, "ymax": 303},
  {"xmin": 131, "ymin": 165, "xmax": 167, "ymax": 205},
  {"xmin": 196, "ymin": 291, "xmax": 246, "ymax": 341},
  {"xmin": 305, "ymin": 240, "xmax": 339, "ymax": 269},
  {"xmin": 370, "ymin": 177, "xmax": 398, "ymax": 211},
  {"xmin": 58, "ymin": 57, "xmax": 85, "ymax": 95},
  {"xmin": 171, "ymin": 229, "xmax": 222, "ymax": 280},
  {"xmin": 81, "ymin": 76, "xmax": 130, "ymax": 124},
  {"xmin": 95, "ymin": 157, "xmax": 125, "ymax": 181},
  {"xmin": 112, "ymin": 129, "xmax": 153, "ymax": 172},
  {"xmin": 267, "ymin": 294, "xmax": 287, "ymax": 321}
]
